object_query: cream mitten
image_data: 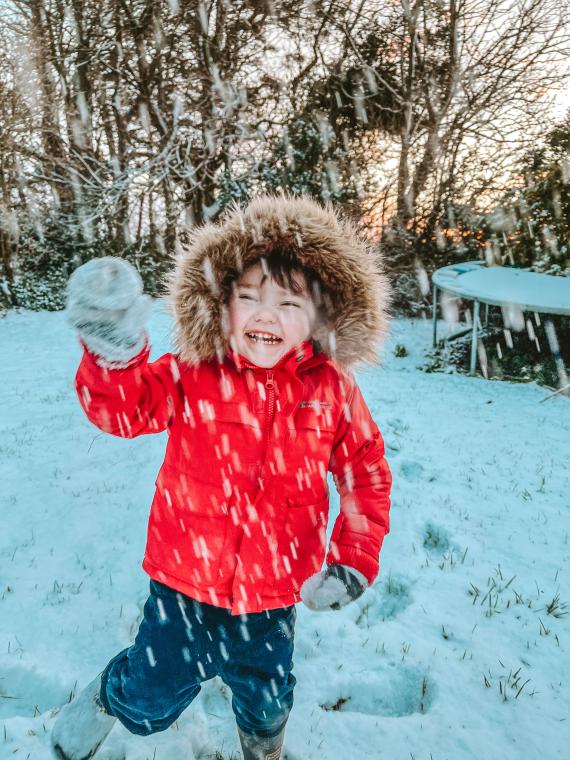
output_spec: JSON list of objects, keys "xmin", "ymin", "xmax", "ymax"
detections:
[
  {"xmin": 300, "ymin": 564, "xmax": 369, "ymax": 611},
  {"xmin": 66, "ymin": 257, "xmax": 151, "ymax": 365}
]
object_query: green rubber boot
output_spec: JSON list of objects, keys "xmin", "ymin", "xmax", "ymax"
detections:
[{"xmin": 237, "ymin": 725, "xmax": 286, "ymax": 760}]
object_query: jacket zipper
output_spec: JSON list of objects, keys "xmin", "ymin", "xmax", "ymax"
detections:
[
  {"xmin": 258, "ymin": 370, "xmax": 276, "ymax": 488},
  {"xmin": 264, "ymin": 370, "xmax": 276, "ymax": 446}
]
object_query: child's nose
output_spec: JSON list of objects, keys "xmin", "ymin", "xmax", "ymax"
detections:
[{"xmin": 254, "ymin": 305, "xmax": 277, "ymax": 322}]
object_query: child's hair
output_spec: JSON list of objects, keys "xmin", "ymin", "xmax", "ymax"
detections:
[{"xmin": 221, "ymin": 247, "xmax": 328, "ymax": 311}]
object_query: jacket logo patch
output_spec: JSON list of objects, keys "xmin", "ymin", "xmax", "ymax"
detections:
[{"xmin": 299, "ymin": 400, "xmax": 332, "ymax": 410}]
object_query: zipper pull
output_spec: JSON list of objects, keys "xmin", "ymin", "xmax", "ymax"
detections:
[{"xmin": 265, "ymin": 371, "xmax": 274, "ymax": 390}]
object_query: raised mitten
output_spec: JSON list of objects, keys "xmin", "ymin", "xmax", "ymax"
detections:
[
  {"xmin": 300, "ymin": 563, "xmax": 369, "ymax": 611},
  {"xmin": 66, "ymin": 257, "xmax": 151, "ymax": 365}
]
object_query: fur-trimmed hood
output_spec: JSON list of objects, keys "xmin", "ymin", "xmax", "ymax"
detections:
[{"xmin": 166, "ymin": 195, "xmax": 392, "ymax": 369}]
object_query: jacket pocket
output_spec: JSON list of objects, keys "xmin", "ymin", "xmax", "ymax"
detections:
[
  {"xmin": 155, "ymin": 464, "xmax": 230, "ymax": 515},
  {"xmin": 179, "ymin": 514, "xmax": 229, "ymax": 588},
  {"xmin": 287, "ymin": 409, "xmax": 336, "ymax": 486},
  {"xmin": 171, "ymin": 401, "xmax": 262, "ymax": 485},
  {"xmin": 292, "ymin": 404, "xmax": 337, "ymax": 432},
  {"xmin": 148, "ymin": 466, "xmax": 230, "ymax": 587},
  {"xmin": 267, "ymin": 495, "xmax": 329, "ymax": 595},
  {"xmin": 147, "ymin": 501, "xmax": 229, "ymax": 589}
]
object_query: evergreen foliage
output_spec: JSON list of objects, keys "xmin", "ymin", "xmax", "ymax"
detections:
[
  {"xmin": 258, "ymin": 115, "xmax": 357, "ymax": 203},
  {"xmin": 478, "ymin": 114, "xmax": 570, "ymax": 276}
]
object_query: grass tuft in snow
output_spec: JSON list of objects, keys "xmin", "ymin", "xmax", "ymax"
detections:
[
  {"xmin": 420, "ymin": 676, "xmax": 429, "ymax": 714},
  {"xmin": 423, "ymin": 523, "xmax": 450, "ymax": 553},
  {"xmin": 537, "ymin": 593, "xmax": 568, "ymax": 618},
  {"xmin": 469, "ymin": 565, "xmax": 519, "ymax": 616},
  {"xmin": 483, "ymin": 664, "xmax": 532, "ymax": 702},
  {"xmin": 394, "ymin": 343, "xmax": 408, "ymax": 357},
  {"xmin": 320, "ymin": 696, "xmax": 351, "ymax": 712}
]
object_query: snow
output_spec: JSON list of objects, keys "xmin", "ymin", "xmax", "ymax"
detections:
[{"xmin": 1, "ymin": 303, "xmax": 569, "ymax": 760}]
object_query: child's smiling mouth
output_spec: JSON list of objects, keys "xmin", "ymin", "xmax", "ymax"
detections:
[{"xmin": 245, "ymin": 331, "xmax": 283, "ymax": 346}]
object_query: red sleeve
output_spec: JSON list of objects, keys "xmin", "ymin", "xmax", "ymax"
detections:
[
  {"xmin": 74, "ymin": 341, "xmax": 182, "ymax": 438},
  {"xmin": 326, "ymin": 374, "xmax": 392, "ymax": 584}
]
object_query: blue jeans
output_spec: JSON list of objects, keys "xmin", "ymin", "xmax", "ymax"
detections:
[{"xmin": 99, "ymin": 580, "xmax": 296, "ymax": 738}]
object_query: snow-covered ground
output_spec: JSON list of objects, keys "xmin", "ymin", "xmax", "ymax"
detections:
[{"xmin": 1, "ymin": 304, "xmax": 569, "ymax": 760}]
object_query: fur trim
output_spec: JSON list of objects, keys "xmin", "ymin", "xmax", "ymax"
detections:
[{"xmin": 166, "ymin": 195, "xmax": 392, "ymax": 368}]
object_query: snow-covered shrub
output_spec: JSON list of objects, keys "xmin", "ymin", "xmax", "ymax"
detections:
[{"xmin": 5, "ymin": 214, "xmax": 169, "ymax": 311}]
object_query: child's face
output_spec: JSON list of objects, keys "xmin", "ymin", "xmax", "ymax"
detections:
[{"xmin": 227, "ymin": 262, "xmax": 316, "ymax": 368}]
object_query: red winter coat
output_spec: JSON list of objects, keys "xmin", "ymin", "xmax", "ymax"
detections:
[
  {"xmin": 75, "ymin": 339, "xmax": 391, "ymax": 614},
  {"xmin": 74, "ymin": 195, "xmax": 394, "ymax": 615}
]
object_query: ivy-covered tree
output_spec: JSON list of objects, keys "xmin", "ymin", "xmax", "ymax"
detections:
[
  {"xmin": 484, "ymin": 113, "xmax": 570, "ymax": 275},
  {"xmin": 257, "ymin": 114, "xmax": 358, "ymax": 204}
]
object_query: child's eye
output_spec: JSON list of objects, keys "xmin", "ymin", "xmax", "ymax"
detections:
[
  {"xmin": 238, "ymin": 294, "xmax": 255, "ymax": 301},
  {"xmin": 281, "ymin": 301, "xmax": 300, "ymax": 308}
]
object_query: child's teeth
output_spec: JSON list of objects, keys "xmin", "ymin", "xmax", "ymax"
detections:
[{"xmin": 247, "ymin": 333, "xmax": 280, "ymax": 344}]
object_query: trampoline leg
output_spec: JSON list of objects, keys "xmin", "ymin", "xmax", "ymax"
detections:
[
  {"xmin": 470, "ymin": 300, "xmax": 480, "ymax": 375},
  {"xmin": 432, "ymin": 285, "xmax": 438, "ymax": 347}
]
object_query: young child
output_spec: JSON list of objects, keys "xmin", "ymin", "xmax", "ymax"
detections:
[{"xmin": 52, "ymin": 195, "xmax": 393, "ymax": 760}]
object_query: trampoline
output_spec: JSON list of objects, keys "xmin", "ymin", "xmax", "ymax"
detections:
[{"xmin": 431, "ymin": 261, "xmax": 570, "ymax": 375}]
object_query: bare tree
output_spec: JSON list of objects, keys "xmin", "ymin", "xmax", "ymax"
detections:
[
  {"xmin": 0, "ymin": 0, "xmax": 568, "ymax": 310},
  {"xmin": 2, "ymin": 0, "xmax": 309, "ymax": 260},
  {"xmin": 351, "ymin": 0, "xmax": 570, "ymax": 241}
]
